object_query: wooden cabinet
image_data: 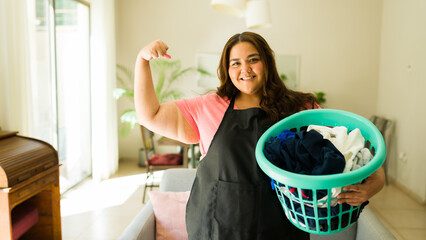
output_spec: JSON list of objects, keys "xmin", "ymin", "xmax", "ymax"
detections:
[{"xmin": 0, "ymin": 131, "xmax": 61, "ymax": 239}]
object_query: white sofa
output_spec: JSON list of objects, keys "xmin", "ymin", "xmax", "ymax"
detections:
[{"xmin": 119, "ymin": 169, "xmax": 396, "ymax": 240}]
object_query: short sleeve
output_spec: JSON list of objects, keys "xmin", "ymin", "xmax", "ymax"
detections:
[
  {"xmin": 174, "ymin": 96, "xmax": 203, "ymax": 141},
  {"xmin": 174, "ymin": 94, "xmax": 230, "ymax": 157}
]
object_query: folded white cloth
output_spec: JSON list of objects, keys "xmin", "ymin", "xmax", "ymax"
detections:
[
  {"xmin": 350, "ymin": 148, "xmax": 372, "ymax": 172},
  {"xmin": 307, "ymin": 125, "xmax": 365, "ymax": 173}
]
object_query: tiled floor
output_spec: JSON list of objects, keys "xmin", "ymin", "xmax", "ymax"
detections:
[
  {"xmin": 61, "ymin": 159, "xmax": 155, "ymax": 240},
  {"xmin": 61, "ymin": 159, "xmax": 426, "ymax": 240},
  {"xmin": 368, "ymin": 184, "xmax": 426, "ymax": 240}
]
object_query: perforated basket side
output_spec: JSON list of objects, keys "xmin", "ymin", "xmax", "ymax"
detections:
[{"xmin": 273, "ymin": 180, "xmax": 365, "ymax": 234}]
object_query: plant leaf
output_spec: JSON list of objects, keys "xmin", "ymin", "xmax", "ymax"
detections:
[
  {"xmin": 113, "ymin": 88, "xmax": 134, "ymax": 100},
  {"xmin": 116, "ymin": 64, "xmax": 134, "ymax": 90},
  {"xmin": 119, "ymin": 123, "xmax": 133, "ymax": 137},
  {"xmin": 116, "ymin": 73, "xmax": 125, "ymax": 86},
  {"xmin": 170, "ymin": 67, "xmax": 193, "ymax": 82},
  {"xmin": 197, "ymin": 68, "xmax": 215, "ymax": 77},
  {"xmin": 313, "ymin": 91, "xmax": 326, "ymax": 105},
  {"xmin": 280, "ymin": 73, "xmax": 288, "ymax": 81},
  {"xmin": 117, "ymin": 64, "xmax": 133, "ymax": 82},
  {"xmin": 161, "ymin": 90, "xmax": 182, "ymax": 102},
  {"xmin": 155, "ymin": 69, "xmax": 166, "ymax": 99},
  {"xmin": 120, "ymin": 109, "xmax": 138, "ymax": 128}
]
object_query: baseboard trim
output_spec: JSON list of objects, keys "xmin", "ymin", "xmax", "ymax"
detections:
[{"xmin": 387, "ymin": 176, "xmax": 426, "ymax": 205}]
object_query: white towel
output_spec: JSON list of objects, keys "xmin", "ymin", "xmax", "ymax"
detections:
[
  {"xmin": 307, "ymin": 125, "xmax": 365, "ymax": 173},
  {"xmin": 350, "ymin": 148, "xmax": 372, "ymax": 171}
]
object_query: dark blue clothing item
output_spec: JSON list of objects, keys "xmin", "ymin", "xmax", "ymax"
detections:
[
  {"xmin": 276, "ymin": 129, "xmax": 296, "ymax": 143},
  {"xmin": 268, "ymin": 129, "xmax": 295, "ymax": 190},
  {"xmin": 264, "ymin": 130, "xmax": 345, "ymax": 175},
  {"xmin": 265, "ymin": 130, "xmax": 345, "ymax": 199}
]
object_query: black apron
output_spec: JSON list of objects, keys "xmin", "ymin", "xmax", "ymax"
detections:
[{"xmin": 186, "ymin": 97, "xmax": 309, "ymax": 240}]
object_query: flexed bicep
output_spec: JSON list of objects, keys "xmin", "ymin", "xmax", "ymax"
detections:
[
  {"xmin": 134, "ymin": 40, "xmax": 198, "ymax": 144},
  {"xmin": 144, "ymin": 102, "xmax": 199, "ymax": 144}
]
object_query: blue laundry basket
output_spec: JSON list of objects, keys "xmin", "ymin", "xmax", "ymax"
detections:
[{"xmin": 255, "ymin": 109, "xmax": 386, "ymax": 235}]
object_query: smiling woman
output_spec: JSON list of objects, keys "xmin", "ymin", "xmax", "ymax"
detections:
[
  {"xmin": 228, "ymin": 42, "xmax": 265, "ymax": 107},
  {"xmin": 133, "ymin": 32, "xmax": 386, "ymax": 240},
  {"xmin": 133, "ymin": 33, "xmax": 319, "ymax": 239}
]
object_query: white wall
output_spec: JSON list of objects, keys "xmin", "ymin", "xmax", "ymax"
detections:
[
  {"xmin": 377, "ymin": 0, "xmax": 426, "ymax": 202},
  {"xmin": 116, "ymin": 0, "xmax": 426, "ymax": 202},
  {"xmin": 115, "ymin": 0, "xmax": 383, "ymax": 161}
]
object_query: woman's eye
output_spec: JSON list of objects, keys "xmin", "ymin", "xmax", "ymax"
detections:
[
  {"xmin": 231, "ymin": 62, "xmax": 240, "ymax": 67},
  {"xmin": 249, "ymin": 58, "xmax": 259, "ymax": 63}
]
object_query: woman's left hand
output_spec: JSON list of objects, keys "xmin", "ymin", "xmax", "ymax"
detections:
[{"xmin": 337, "ymin": 167, "xmax": 385, "ymax": 206}]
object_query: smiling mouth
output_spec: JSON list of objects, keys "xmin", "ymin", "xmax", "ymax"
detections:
[{"xmin": 240, "ymin": 76, "xmax": 255, "ymax": 80}]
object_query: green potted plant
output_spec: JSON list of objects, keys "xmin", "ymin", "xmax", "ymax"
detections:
[
  {"xmin": 313, "ymin": 91, "xmax": 326, "ymax": 107},
  {"xmin": 114, "ymin": 59, "xmax": 210, "ymax": 136},
  {"xmin": 280, "ymin": 73, "xmax": 326, "ymax": 106}
]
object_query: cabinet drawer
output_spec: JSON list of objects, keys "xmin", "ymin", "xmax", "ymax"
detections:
[{"xmin": 9, "ymin": 173, "xmax": 57, "ymax": 206}]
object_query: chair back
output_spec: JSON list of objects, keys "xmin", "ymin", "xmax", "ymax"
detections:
[
  {"xmin": 369, "ymin": 115, "xmax": 394, "ymax": 184},
  {"xmin": 369, "ymin": 116, "xmax": 394, "ymax": 152}
]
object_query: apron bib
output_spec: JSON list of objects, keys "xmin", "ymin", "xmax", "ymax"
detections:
[{"xmin": 186, "ymin": 98, "xmax": 308, "ymax": 240}]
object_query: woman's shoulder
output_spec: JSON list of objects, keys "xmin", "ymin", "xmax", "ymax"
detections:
[
  {"xmin": 175, "ymin": 93, "xmax": 230, "ymax": 111},
  {"xmin": 201, "ymin": 92, "xmax": 228, "ymax": 101},
  {"xmin": 191, "ymin": 93, "xmax": 230, "ymax": 106}
]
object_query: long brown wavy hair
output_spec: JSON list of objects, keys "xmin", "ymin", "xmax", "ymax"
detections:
[{"xmin": 216, "ymin": 32, "xmax": 318, "ymax": 123}]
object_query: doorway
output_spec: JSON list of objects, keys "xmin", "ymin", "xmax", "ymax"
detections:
[{"xmin": 54, "ymin": 0, "xmax": 92, "ymax": 192}]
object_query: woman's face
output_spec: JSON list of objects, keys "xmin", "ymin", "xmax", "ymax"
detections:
[{"xmin": 228, "ymin": 42, "xmax": 265, "ymax": 98}]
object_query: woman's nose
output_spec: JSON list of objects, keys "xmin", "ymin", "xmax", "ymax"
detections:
[{"xmin": 241, "ymin": 63, "xmax": 252, "ymax": 73}]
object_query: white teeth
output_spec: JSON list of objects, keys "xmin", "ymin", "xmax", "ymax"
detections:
[{"xmin": 241, "ymin": 76, "xmax": 254, "ymax": 80}]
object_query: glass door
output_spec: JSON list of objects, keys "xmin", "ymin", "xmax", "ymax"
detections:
[
  {"xmin": 28, "ymin": 0, "xmax": 58, "ymax": 148},
  {"xmin": 54, "ymin": 0, "xmax": 91, "ymax": 192}
]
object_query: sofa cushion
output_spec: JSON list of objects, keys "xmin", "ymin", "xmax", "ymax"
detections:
[
  {"xmin": 148, "ymin": 191, "xmax": 190, "ymax": 240},
  {"xmin": 160, "ymin": 169, "xmax": 196, "ymax": 192}
]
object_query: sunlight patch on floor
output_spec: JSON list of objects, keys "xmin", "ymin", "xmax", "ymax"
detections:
[{"xmin": 61, "ymin": 170, "xmax": 164, "ymax": 217}]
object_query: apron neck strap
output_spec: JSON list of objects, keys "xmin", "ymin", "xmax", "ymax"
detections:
[{"xmin": 227, "ymin": 96, "xmax": 236, "ymax": 111}]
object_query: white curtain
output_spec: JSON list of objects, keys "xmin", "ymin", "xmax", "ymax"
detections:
[
  {"xmin": 0, "ymin": 0, "xmax": 31, "ymax": 135},
  {"xmin": 90, "ymin": 0, "xmax": 119, "ymax": 181},
  {"xmin": 0, "ymin": 0, "xmax": 119, "ymax": 181}
]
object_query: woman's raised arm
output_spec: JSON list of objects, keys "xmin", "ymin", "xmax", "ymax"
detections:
[{"xmin": 134, "ymin": 40, "xmax": 198, "ymax": 144}]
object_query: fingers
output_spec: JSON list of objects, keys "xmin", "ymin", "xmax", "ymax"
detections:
[
  {"xmin": 336, "ymin": 169, "xmax": 385, "ymax": 207},
  {"xmin": 139, "ymin": 40, "xmax": 171, "ymax": 61},
  {"xmin": 337, "ymin": 184, "xmax": 369, "ymax": 206},
  {"xmin": 337, "ymin": 197, "xmax": 363, "ymax": 206},
  {"xmin": 342, "ymin": 184, "xmax": 360, "ymax": 192},
  {"xmin": 337, "ymin": 190, "xmax": 365, "ymax": 206},
  {"xmin": 154, "ymin": 41, "xmax": 169, "ymax": 58}
]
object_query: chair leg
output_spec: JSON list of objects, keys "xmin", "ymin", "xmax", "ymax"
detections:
[
  {"xmin": 148, "ymin": 170, "xmax": 156, "ymax": 191},
  {"xmin": 142, "ymin": 167, "xmax": 152, "ymax": 203},
  {"xmin": 383, "ymin": 159, "xmax": 389, "ymax": 185},
  {"xmin": 142, "ymin": 184, "xmax": 148, "ymax": 203}
]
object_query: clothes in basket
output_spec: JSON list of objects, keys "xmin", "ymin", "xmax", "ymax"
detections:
[
  {"xmin": 264, "ymin": 130, "xmax": 346, "ymax": 175},
  {"xmin": 263, "ymin": 125, "xmax": 373, "ymax": 230},
  {"xmin": 307, "ymin": 125, "xmax": 372, "ymax": 173}
]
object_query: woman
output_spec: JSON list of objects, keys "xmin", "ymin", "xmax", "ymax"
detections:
[{"xmin": 135, "ymin": 32, "xmax": 385, "ymax": 239}]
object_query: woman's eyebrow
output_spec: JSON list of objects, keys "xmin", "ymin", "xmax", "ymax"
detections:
[
  {"xmin": 247, "ymin": 53, "xmax": 260, "ymax": 58},
  {"xmin": 230, "ymin": 53, "xmax": 260, "ymax": 62}
]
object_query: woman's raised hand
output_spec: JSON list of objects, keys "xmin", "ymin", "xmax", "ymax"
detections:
[{"xmin": 138, "ymin": 40, "xmax": 171, "ymax": 61}]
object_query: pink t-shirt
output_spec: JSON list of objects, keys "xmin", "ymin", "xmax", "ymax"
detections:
[
  {"xmin": 175, "ymin": 93, "xmax": 231, "ymax": 157},
  {"xmin": 175, "ymin": 93, "xmax": 320, "ymax": 158}
]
